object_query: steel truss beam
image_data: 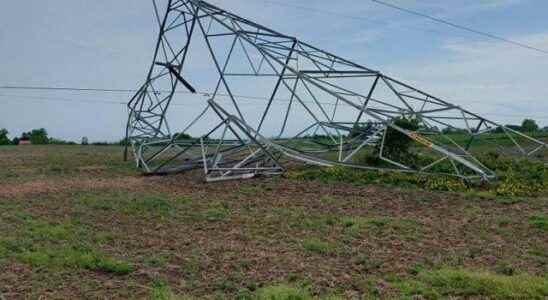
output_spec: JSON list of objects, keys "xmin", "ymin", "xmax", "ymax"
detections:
[{"xmin": 126, "ymin": 0, "xmax": 547, "ymax": 182}]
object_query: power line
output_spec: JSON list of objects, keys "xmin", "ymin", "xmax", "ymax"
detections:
[
  {"xmin": 0, "ymin": 86, "xmax": 139, "ymax": 94},
  {"xmin": 1, "ymin": 89, "xmax": 547, "ymax": 120},
  {"xmin": 0, "ymin": 94, "xmax": 223, "ymax": 107},
  {"xmin": 249, "ymin": 0, "xmax": 473, "ymax": 40},
  {"xmin": 0, "ymin": 94, "xmax": 125, "ymax": 105},
  {"xmin": 249, "ymin": 0, "xmax": 380, "ymax": 24},
  {"xmin": 251, "ymin": 0, "xmax": 548, "ymax": 55},
  {"xmin": 0, "ymin": 84, "xmax": 542, "ymax": 110},
  {"xmin": 0, "ymin": 93, "xmax": 278, "ymax": 107},
  {"xmin": 371, "ymin": 0, "xmax": 548, "ymax": 55},
  {"xmin": 0, "ymin": 85, "xmax": 284, "ymax": 102},
  {"xmin": 0, "ymin": 85, "xmax": 319, "ymax": 105}
]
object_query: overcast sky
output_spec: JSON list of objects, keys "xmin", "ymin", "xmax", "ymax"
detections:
[{"xmin": 1, "ymin": 0, "xmax": 547, "ymax": 141}]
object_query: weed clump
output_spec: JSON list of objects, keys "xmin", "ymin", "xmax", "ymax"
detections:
[
  {"xmin": 288, "ymin": 149, "xmax": 547, "ymax": 197},
  {"xmin": 481, "ymin": 151, "xmax": 546, "ymax": 197},
  {"xmin": 16, "ymin": 248, "xmax": 133, "ymax": 275},
  {"xmin": 254, "ymin": 285, "xmax": 310, "ymax": 300},
  {"xmin": 529, "ymin": 214, "xmax": 548, "ymax": 231},
  {"xmin": 420, "ymin": 268, "xmax": 548, "ymax": 299},
  {"xmin": 288, "ymin": 166, "xmax": 467, "ymax": 192},
  {"xmin": 301, "ymin": 239, "xmax": 335, "ymax": 255}
]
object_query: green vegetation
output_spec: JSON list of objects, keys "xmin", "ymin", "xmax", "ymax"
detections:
[
  {"xmin": 408, "ymin": 268, "xmax": 548, "ymax": 299},
  {"xmin": 529, "ymin": 214, "xmax": 548, "ymax": 231},
  {"xmin": 150, "ymin": 281, "xmax": 192, "ymax": 300},
  {"xmin": 149, "ymin": 283, "xmax": 344, "ymax": 300},
  {"xmin": 341, "ymin": 216, "xmax": 423, "ymax": 240},
  {"xmin": 522, "ymin": 118, "xmax": 540, "ymax": 133},
  {"xmin": 16, "ymin": 248, "xmax": 133, "ymax": 275},
  {"xmin": 0, "ymin": 217, "xmax": 133, "ymax": 275},
  {"xmin": 24, "ymin": 128, "xmax": 49, "ymax": 145},
  {"xmin": 289, "ymin": 149, "xmax": 547, "ymax": 197},
  {"xmin": 173, "ymin": 132, "xmax": 193, "ymax": 140},
  {"xmin": 379, "ymin": 117, "xmax": 420, "ymax": 165},
  {"xmin": 1, "ymin": 127, "xmax": 129, "ymax": 145},
  {"xmin": 301, "ymin": 239, "xmax": 335, "ymax": 255},
  {"xmin": 1, "ymin": 145, "xmax": 547, "ymax": 298},
  {"xmin": 288, "ymin": 166, "xmax": 468, "ymax": 192},
  {"xmin": 481, "ymin": 151, "xmax": 547, "ymax": 197},
  {"xmin": 78, "ymin": 193, "xmax": 180, "ymax": 217},
  {"xmin": 253, "ymin": 285, "xmax": 312, "ymax": 300},
  {"xmin": 148, "ymin": 269, "xmax": 548, "ymax": 299},
  {"xmin": 0, "ymin": 128, "xmax": 10, "ymax": 145},
  {"xmin": 199, "ymin": 207, "xmax": 229, "ymax": 222}
]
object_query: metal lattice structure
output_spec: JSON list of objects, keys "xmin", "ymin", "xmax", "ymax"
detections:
[{"xmin": 126, "ymin": 0, "xmax": 547, "ymax": 182}]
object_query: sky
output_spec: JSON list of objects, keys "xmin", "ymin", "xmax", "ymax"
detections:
[{"xmin": 1, "ymin": 0, "xmax": 547, "ymax": 142}]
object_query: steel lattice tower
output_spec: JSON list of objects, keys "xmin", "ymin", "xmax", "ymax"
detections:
[{"xmin": 126, "ymin": 0, "xmax": 547, "ymax": 182}]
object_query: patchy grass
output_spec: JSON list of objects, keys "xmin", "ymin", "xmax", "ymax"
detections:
[
  {"xmin": 150, "ymin": 281, "xmax": 192, "ymax": 300},
  {"xmin": 1, "ymin": 146, "xmax": 547, "ymax": 298},
  {"xmin": 290, "ymin": 213, "xmax": 338, "ymax": 231},
  {"xmin": 380, "ymin": 268, "xmax": 548, "ymax": 299},
  {"xmin": 16, "ymin": 248, "xmax": 133, "ymax": 275},
  {"xmin": 301, "ymin": 239, "xmax": 335, "ymax": 255},
  {"xmin": 191, "ymin": 202, "xmax": 230, "ymax": 222},
  {"xmin": 0, "ymin": 217, "xmax": 133, "ymax": 275},
  {"xmin": 418, "ymin": 268, "xmax": 548, "ymax": 299},
  {"xmin": 77, "ymin": 192, "xmax": 177, "ymax": 217},
  {"xmin": 0, "ymin": 145, "xmax": 134, "ymax": 184},
  {"xmin": 149, "ymin": 283, "xmax": 343, "ymax": 300},
  {"xmin": 355, "ymin": 254, "xmax": 384, "ymax": 273},
  {"xmin": 530, "ymin": 214, "xmax": 548, "ymax": 231},
  {"xmin": 341, "ymin": 216, "xmax": 423, "ymax": 240},
  {"xmin": 254, "ymin": 285, "xmax": 311, "ymax": 300}
]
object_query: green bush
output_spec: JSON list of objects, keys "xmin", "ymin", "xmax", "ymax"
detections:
[
  {"xmin": 480, "ymin": 152, "xmax": 547, "ymax": 197},
  {"xmin": 377, "ymin": 117, "xmax": 420, "ymax": 165}
]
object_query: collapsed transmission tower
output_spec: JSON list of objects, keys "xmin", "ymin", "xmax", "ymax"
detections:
[{"xmin": 126, "ymin": 0, "xmax": 547, "ymax": 182}]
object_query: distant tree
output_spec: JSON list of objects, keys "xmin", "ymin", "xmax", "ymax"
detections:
[
  {"xmin": 442, "ymin": 127, "xmax": 467, "ymax": 134},
  {"xmin": 0, "ymin": 128, "xmax": 10, "ymax": 145},
  {"xmin": 29, "ymin": 128, "xmax": 49, "ymax": 145},
  {"xmin": 543, "ymin": 126, "xmax": 548, "ymax": 132},
  {"xmin": 349, "ymin": 122, "xmax": 373, "ymax": 138},
  {"xmin": 492, "ymin": 126, "xmax": 504, "ymax": 134},
  {"xmin": 11, "ymin": 137, "xmax": 20, "ymax": 145},
  {"xmin": 504, "ymin": 124, "xmax": 522, "ymax": 132},
  {"xmin": 521, "ymin": 119, "xmax": 539, "ymax": 133},
  {"xmin": 81, "ymin": 137, "xmax": 89, "ymax": 145},
  {"xmin": 21, "ymin": 132, "xmax": 31, "ymax": 141},
  {"xmin": 118, "ymin": 137, "xmax": 129, "ymax": 146},
  {"xmin": 173, "ymin": 132, "xmax": 192, "ymax": 140},
  {"xmin": 49, "ymin": 138, "xmax": 76, "ymax": 145}
]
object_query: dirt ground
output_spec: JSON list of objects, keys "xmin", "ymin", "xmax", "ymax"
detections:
[{"xmin": 0, "ymin": 146, "xmax": 547, "ymax": 299}]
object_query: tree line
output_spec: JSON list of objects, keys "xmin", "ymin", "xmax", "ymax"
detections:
[
  {"xmin": 0, "ymin": 128, "xmax": 127, "ymax": 146},
  {"xmin": 0, "ymin": 119, "xmax": 547, "ymax": 146},
  {"xmin": 0, "ymin": 128, "xmax": 53, "ymax": 145},
  {"xmin": 441, "ymin": 119, "xmax": 546, "ymax": 134}
]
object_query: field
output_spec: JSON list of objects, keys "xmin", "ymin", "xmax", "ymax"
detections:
[{"xmin": 1, "ymin": 145, "xmax": 547, "ymax": 299}]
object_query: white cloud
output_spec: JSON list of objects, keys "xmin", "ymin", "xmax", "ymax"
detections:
[{"xmin": 384, "ymin": 32, "xmax": 548, "ymax": 125}]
